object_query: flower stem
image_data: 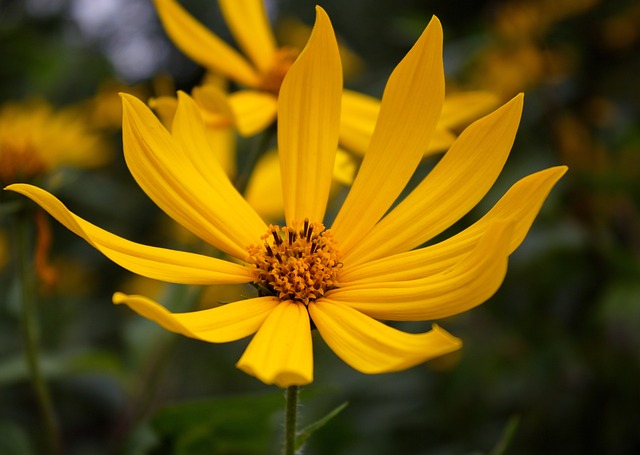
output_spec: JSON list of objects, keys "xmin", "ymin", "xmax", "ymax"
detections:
[
  {"xmin": 14, "ymin": 210, "xmax": 62, "ymax": 455},
  {"xmin": 234, "ymin": 124, "xmax": 276, "ymax": 195},
  {"xmin": 284, "ymin": 385, "xmax": 299, "ymax": 455}
]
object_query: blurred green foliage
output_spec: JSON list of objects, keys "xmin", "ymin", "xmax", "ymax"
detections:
[{"xmin": 1, "ymin": 0, "xmax": 639, "ymax": 454}]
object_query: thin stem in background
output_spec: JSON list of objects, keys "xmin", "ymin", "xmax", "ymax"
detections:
[
  {"xmin": 234, "ymin": 124, "xmax": 276, "ymax": 195},
  {"xmin": 284, "ymin": 385, "xmax": 299, "ymax": 455},
  {"xmin": 14, "ymin": 210, "xmax": 62, "ymax": 455}
]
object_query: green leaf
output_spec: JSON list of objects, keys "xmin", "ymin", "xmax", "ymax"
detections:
[
  {"xmin": 295, "ymin": 401, "xmax": 348, "ymax": 451},
  {"xmin": 0, "ymin": 421, "xmax": 33, "ymax": 455},
  {"xmin": 489, "ymin": 415, "xmax": 520, "ymax": 455},
  {"xmin": 152, "ymin": 393, "xmax": 284, "ymax": 455}
]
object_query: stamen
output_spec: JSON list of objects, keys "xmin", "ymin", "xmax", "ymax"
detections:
[{"xmin": 246, "ymin": 221, "xmax": 341, "ymax": 305}]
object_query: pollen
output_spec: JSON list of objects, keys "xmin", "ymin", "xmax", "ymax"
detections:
[{"xmin": 246, "ymin": 219, "xmax": 342, "ymax": 305}]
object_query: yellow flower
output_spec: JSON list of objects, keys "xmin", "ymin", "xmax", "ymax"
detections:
[
  {"xmin": 0, "ymin": 100, "xmax": 110, "ymax": 185},
  {"xmin": 154, "ymin": 0, "xmax": 497, "ymax": 155},
  {"xmin": 6, "ymin": 9, "xmax": 566, "ymax": 387}
]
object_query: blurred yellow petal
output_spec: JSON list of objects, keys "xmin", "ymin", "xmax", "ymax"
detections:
[
  {"xmin": 113, "ymin": 292, "xmax": 278, "ymax": 342},
  {"xmin": 439, "ymin": 91, "xmax": 500, "ymax": 129},
  {"xmin": 228, "ymin": 90, "xmax": 278, "ymax": 136},
  {"xmin": 122, "ymin": 93, "xmax": 267, "ymax": 259},
  {"xmin": 148, "ymin": 95, "xmax": 177, "ymax": 130},
  {"xmin": 154, "ymin": 0, "xmax": 260, "ymax": 87},
  {"xmin": 344, "ymin": 94, "xmax": 524, "ymax": 266},
  {"xmin": 331, "ymin": 17, "xmax": 445, "ymax": 254},
  {"xmin": 236, "ymin": 301, "xmax": 313, "ymax": 387},
  {"xmin": 5, "ymin": 184, "xmax": 253, "ymax": 285},
  {"xmin": 204, "ymin": 127, "xmax": 236, "ymax": 179},
  {"xmin": 338, "ymin": 89, "xmax": 378, "ymax": 154},
  {"xmin": 218, "ymin": 0, "xmax": 277, "ymax": 74},
  {"xmin": 244, "ymin": 149, "xmax": 284, "ymax": 222},
  {"xmin": 333, "ymin": 148, "xmax": 357, "ymax": 186},
  {"xmin": 277, "ymin": 16, "xmax": 364, "ymax": 83},
  {"xmin": 309, "ymin": 300, "xmax": 461, "ymax": 373},
  {"xmin": 427, "ymin": 127, "xmax": 457, "ymax": 152},
  {"xmin": 278, "ymin": 6, "xmax": 342, "ymax": 225},
  {"xmin": 340, "ymin": 166, "xmax": 568, "ymax": 284},
  {"xmin": 328, "ymin": 221, "xmax": 513, "ymax": 321},
  {"xmin": 191, "ymin": 84, "xmax": 235, "ymax": 127}
]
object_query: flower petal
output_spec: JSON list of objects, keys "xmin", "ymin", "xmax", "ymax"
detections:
[
  {"xmin": 228, "ymin": 90, "xmax": 278, "ymax": 136},
  {"xmin": 343, "ymin": 94, "xmax": 524, "ymax": 266},
  {"xmin": 278, "ymin": 6, "xmax": 342, "ymax": 225},
  {"xmin": 113, "ymin": 293, "xmax": 278, "ymax": 343},
  {"xmin": 331, "ymin": 17, "xmax": 445, "ymax": 254},
  {"xmin": 244, "ymin": 149, "xmax": 284, "ymax": 222},
  {"xmin": 337, "ymin": 89, "xmax": 378, "ymax": 155},
  {"xmin": 154, "ymin": 0, "xmax": 260, "ymax": 87},
  {"xmin": 438, "ymin": 91, "xmax": 499, "ymax": 129},
  {"xmin": 218, "ymin": 0, "xmax": 277, "ymax": 74},
  {"xmin": 309, "ymin": 300, "xmax": 461, "ymax": 374},
  {"xmin": 328, "ymin": 221, "xmax": 513, "ymax": 321},
  {"xmin": 236, "ymin": 301, "xmax": 313, "ymax": 387},
  {"xmin": 5, "ymin": 184, "xmax": 253, "ymax": 284},
  {"xmin": 122, "ymin": 93, "xmax": 267, "ymax": 259},
  {"xmin": 339, "ymin": 89, "xmax": 486, "ymax": 156},
  {"xmin": 340, "ymin": 166, "xmax": 568, "ymax": 285},
  {"xmin": 190, "ymin": 85, "xmax": 237, "ymax": 176}
]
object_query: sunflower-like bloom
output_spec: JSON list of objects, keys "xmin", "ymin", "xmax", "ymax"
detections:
[
  {"xmin": 0, "ymin": 101, "xmax": 110, "ymax": 186},
  {"xmin": 154, "ymin": 0, "xmax": 497, "ymax": 154},
  {"xmin": 6, "ymin": 9, "xmax": 566, "ymax": 387}
]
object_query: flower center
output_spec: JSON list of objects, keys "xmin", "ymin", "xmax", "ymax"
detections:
[
  {"xmin": 259, "ymin": 47, "xmax": 299, "ymax": 95},
  {"xmin": 0, "ymin": 141, "xmax": 46, "ymax": 184},
  {"xmin": 246, "ymin": 219, "xmax": 341, "ymax": 305}
]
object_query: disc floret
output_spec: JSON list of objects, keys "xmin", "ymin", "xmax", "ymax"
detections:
[{"xmin": 247, "ymin": 219, "xmax": 341, "ymax": 305}]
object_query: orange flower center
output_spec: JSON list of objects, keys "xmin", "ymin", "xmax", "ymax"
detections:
[
  {"xmin": 259, "ymin": 47, "xmax": 299, "ymax": 95},
  {"xmin": 246, "ymin": 219, "xmax": 341, "ymax": 305},
  {"xmin": 0, "ymin": 142, "xmax": 46, "ymax": 184}
]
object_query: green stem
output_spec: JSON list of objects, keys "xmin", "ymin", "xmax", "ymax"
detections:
[
  {"xmin": 14, "ymin": 211, "xmax": 62, "ymax": 455},
  {"xmin": 284, "ymin": 385, "xmax": 299, "ymax": 455},
  {"xmin": 234, "ymin": 124, "xmax": 276, "ymax": 195}
]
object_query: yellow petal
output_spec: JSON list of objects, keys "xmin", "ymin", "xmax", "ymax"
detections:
[
  {"xmin": 427, "ymin": 128, "xmax": 457, "ymax": 153},
  {"xmin": 328, "ymin": 221, "xmax": 513, "ymax": 321},
  {"xmin": 228, "ymin": 90, "xmax": 278, "ymax": 136},
  {"xmin": 190, "ymin": 85, "xmax": 236, "ymax": 176},
  {"xmin": 331, "ymin": 17, "xmax": 445, "ymax": 254},
  {"xmin": 278, "ymin": 6, "xmax": 342, "ymax": 225},
  {"xmin": 154, "ymin": 0, "xmax": 260, "ymax": 87},
  {"xmin": 339, "ymin": 89, "xmax": 481, "ymax": 156},
  {"xmin": 309, "ymin": 300, "xmax": 461, "ymax": 374},
  {"xmin": 344, "ymin": 94, "xmax": 524, "ymax": 266},
  {"xmin": 218, "ymin": 0, "xmax": 277, "ymax": 74},
  {"xmin": 340, "ymin": 166, "xmax": 568, "ymax": 285},
  {"xmin": 148, "ymin": 95, "xmax": 177, "ymax": 129},
  {"xmin": 5, "ymin": 184, "xmax": 253, "ymax": 284},
  {"xmin": 338, "ymin": 89, "xmax": 378, "ymax": 155},
  {"xmin": 333, "ymin": 148, "xmax": 357, "ymax": 186},
  {"xmin": 244, "ymin": 148, "xmax": 355, "ymax": 222},
  {"xmin": 191, "ymin": 84, "xmax": 235, "ymax": 127},
  {"xmin": 236, "ymin": 301, "xmax": 313, "ymax": 387},
  {"xmin": 113, "ymin": 293, "xmax": 278, "ymax": 342},
  {"xmin": 439, "ymin": 91, "xmax": 499, "ymax": 129},
  {"xmin": 122, "ymin": 93, "xmax": 267, "ymax": 259},
  {"xmin": 244, "ymin": 149, "xmax": 284, "ymax": 222}
]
